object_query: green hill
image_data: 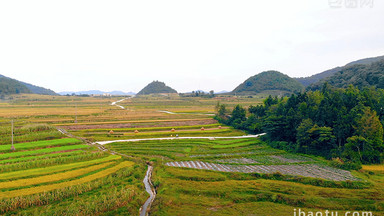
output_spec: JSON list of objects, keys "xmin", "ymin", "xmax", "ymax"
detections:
[
  {"xmin": 308, "ymin": 59, "xmax": 384, "ymax": 90},
  {"xmin": 0, "ymin": 74, "xmax": 57, "ymax": 95},
  {"xmin": 0, "ymin": 77, "xmax": 31, "ymax": 95},
  {"xmin": 296, "ymin": 55, "xmax": 384, "ymax": 87},
  {"xmin": 232, "ymin": 71, "xmax": 304, "ymax": 95},
  {"xmin": 137, "ymin": 81, "xmax": 177, "ymax": 95}
]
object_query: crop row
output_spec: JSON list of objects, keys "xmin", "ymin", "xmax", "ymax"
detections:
[
  {"xmin": 0, "ymin": 131, "xmax": 63, "ymax": 145},
  {"xmin": 0, "ymin": 144, "xmax": 89, "ymax": 160},
  {"xmin": 85, "ymin": 128, "xmax": 244, "ymax": 141},
  {"xmin": 0, "ymin": 155, "xmax": 121, "ymax": 180},
  {"xmin": 0, "ymin": 161, "xmax": 134, "ymax": 198},
  {"xmin": 0, "ymin": 161, "xmax": 116, "ymax": 190},
  {"xmin": 0, "ymin": 150, "xmax": 85, "ymax": 165},
  {"xmin": 79, "ymin": 124, "xmax": 221, "ymax": 132},
  {"xmin": 0, "ymin": 151, "xmax": 105, "ymax": 173},
  {"xmin": 189, "ymin": 148, "xmax": 284, "ymax": 158},
  {"xmin": 165, "ymin": 161, "xmax": 360, "ymax": 181},
  {"xmin": 0, "ymin": 163, "xmax": 138, "ymax": 214},
  {"xmin": 211, "ymin": 140, "xmax": 259, "ymax": 149},
  {"xmin": 0, "ymin": 138, "xmax": 82, "ymax": 152},
  {"xmin": 55, "ymin": 118, "xmax": 213, "ymax": 126},
  {"xmin": 214, "ymin": 154, "xmax": 314, "ymax": 165}
]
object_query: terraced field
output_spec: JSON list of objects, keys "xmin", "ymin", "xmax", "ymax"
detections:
[
  {"xmin": 107, "ymin": 138, "xmax": 359, "ymax": 181},
  {"xmin": 107, "ymin": 137, "xmax": 384, "ymax": 215},
  {"xmin": 0, "ymin": 135, "xmax": 147, "ymax": 215},
  {"xmin": 165, "ymin": 161, "xmax": 359, "ymax": 181}
]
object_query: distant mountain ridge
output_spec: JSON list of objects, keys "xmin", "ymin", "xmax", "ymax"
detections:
[
  {"xmin": 232, "ymin": 70, "xmax": 304, "ymax": 95},
  {"xmin": 308, "ymin": 59, "xmax": 384, "ymax": 90},
  {"xmin": 59, "ymin": 90, "xmax": 136, "ymax": 96},
  {"xmin": 0, "ymin": 74, "xmax": 57, "ymax": 95},
  {"xmin": 137, "ymin": 81, "xmax": 177, "ymax": 95},
  {"xmin": 295, "ymin": 55, "xmax": 384, "ymax": 87}
]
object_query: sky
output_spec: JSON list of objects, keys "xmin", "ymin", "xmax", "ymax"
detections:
[{"xmin": 0, "ymin": 0, "xmax": 383, "ymax": 93}]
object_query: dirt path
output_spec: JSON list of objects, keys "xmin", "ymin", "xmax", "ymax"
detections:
[{"xmin": 111, "ymin": 96, "xmax": 134, "ymax": 110}]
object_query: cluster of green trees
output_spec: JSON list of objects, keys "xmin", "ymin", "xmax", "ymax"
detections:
[
  {"xmin": 179, "ymin": 90, "xmax": 215, "ymax": 98},
  {"xmin": 232, "ymin": 70, "xmax": 304, "ymax": 95},
  {"xmin": 216, "ymin": 84, "xmax": 384, "ymax": 166}
]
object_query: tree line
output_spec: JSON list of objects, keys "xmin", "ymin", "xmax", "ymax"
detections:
[{"xmin": 215, "ymin": 84, "xmax": 384, "ymax": 167}]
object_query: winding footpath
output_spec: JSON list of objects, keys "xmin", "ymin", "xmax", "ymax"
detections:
[{"xmin": 111, "ymin": 96, "xmax": 134, "ymax": 110}]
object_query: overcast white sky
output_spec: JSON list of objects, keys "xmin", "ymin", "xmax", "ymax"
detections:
[{"xmin": 0, "ymin": 0, "xmax": 383, "ymax": 93}]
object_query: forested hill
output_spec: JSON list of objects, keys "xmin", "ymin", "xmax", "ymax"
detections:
[
  {"xmin": 296, "ymin": 55, "xmax": 384, "ymax": 87},
  {"xmin": 0, "ymin": 77, "xmax": 31, "ymax": 95},
  {"xmin": 308, "ymin": 59, "xmax": 384, "ymax": 90},
  {"xmin": 232, "ymin": 71, "xmax": 304, "ymax": 95},
  {"xmin": 137, "ymin": 81, "xmax": 177, "ymax": 95},
  {"xmin": 0, "ymin": 74, "xmax": 57, "ymax": 95}
]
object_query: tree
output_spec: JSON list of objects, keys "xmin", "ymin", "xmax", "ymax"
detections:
[
  {"xmin": 229, "ymin": 105, "xmax": 246, "ymax": 126},
  {"xmin": 353, "ymin": 107, "xmax": 384, "ymax": 163},
  {"xmin": 355, "ymin": 107, "xmax": 383, "ymax": 146},
  {"xmin": 209, "ymin": 90, "xmax": 214, "ymax": 98},
  {"xmin": 307, "ymin": 125, "xmax": 336, "ymax": 157},
  {"xmin": 217, "ymin": 104, "xmax": 227, "ymax": 118},
  {"xmin": 248, "ymin": 105, "xmax": 265, "ymax": 117},
  {"xmin": 264, "ymin": 95, "xmax": 278, "ymax": 107},
  {"xmin": 296, "ymin": 119, "xmax": 314, "ymax": 154},
  {"xmin": 343, "ymin": 136, "xmax": 370, "ymax": 163}
]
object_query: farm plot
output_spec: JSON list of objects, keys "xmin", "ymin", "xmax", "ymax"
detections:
[
  {"xmin": 215, "ymin": 158, "xmax": 260, "ymax": 164},
  {"xmin": 106, "ymin": 138, "xmax": 263, "ymax": 160},
  {"xmin": 0, "ymin": 134, "xmax": 146, "ymax": 215},
  {"xmin": 165, "ymin": 161, "xmax": 359, "ymax": 181},
  {"xmin": 108, "ymin": 137, "xmax": 359, "ymax": 181},
  {"xmin": 213, "ymin": 154, "xmax": 314, "ymax": 165},
  {"xmin": 0, "ymin": 124, "xmax": 64, "ymax": 144},
  {"xmin": 0, "ymin": 138, "xmax": 81, "ymax": 152},
  {"xmin": 75, "ymin": 127, "xmax": 243, "ymax": 142},
  {"xmin": 0, "ymin": 139, "xmax": 126, "ymax": 196}
]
